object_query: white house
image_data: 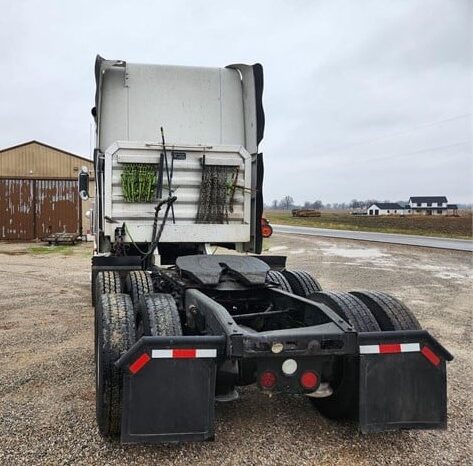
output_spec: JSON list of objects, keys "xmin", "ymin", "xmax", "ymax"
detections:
[
  {"xmin": 367, "ymin": 203, "xmax": 407, "ymax": 216},
  {"xmin": 408, "ymin": 196, "xmax": 448, "ymax": 215}
]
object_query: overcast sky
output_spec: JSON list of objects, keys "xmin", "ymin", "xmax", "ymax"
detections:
[{"xmin": 1, "ymin": 0, "xmax": 471, "ymax": 203}]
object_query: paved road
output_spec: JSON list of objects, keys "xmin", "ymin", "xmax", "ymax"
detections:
[{"xmin": 272, "ymin": 224, "xmax": 473, "ymax": 252}]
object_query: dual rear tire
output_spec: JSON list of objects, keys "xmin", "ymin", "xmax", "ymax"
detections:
[
  {"xmin": 266, "ymin": 269, "xmax": 322, "ymax": 295},
  {"xmin": 96, "ymin": 293, "xmax": 135, "ymax": 437},
  {"xmin": 307, "ymin": 290, "xmax": 421, "ymax": 420},
  {"xmin": 95, "ymin": 271, "xmax": 182, "ymax": 439}
]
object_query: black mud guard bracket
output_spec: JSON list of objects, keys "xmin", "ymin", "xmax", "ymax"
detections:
[
  {"xmin": 115, "ymin": 335, "xmax": 225, "ymax": 443},
  {"xmin": 358, "ymin": 330, "xmax": 453, "ymax": 433}
]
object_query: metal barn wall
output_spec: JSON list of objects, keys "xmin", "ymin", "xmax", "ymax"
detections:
[
  {"xmin": 35, "ymin": 180, "xmax": 80, "ymax": 238},
  {"xmin": 0, "ymin": 179, "xmax": 34, "ymax": 239},
  {"xmin": 0, "ymin": 179, "xmax": 80, "ymax": 240},
  {"xmin": 0, "ymin": 141, "xmax": 94, "ymax": 239}
]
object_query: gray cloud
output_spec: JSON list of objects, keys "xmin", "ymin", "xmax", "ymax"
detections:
[{"xmin": 0, "ymin": 0, "xmax": 471, "ymax": 202}]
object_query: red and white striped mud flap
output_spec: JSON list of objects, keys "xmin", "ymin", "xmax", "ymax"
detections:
[
  {"xmin": 357, "ymin": 331, "xmax": 453, "ymax": 434},
  {"xmin": 115, "ymin": 335, "xmax": 225, "ymax": 444}
]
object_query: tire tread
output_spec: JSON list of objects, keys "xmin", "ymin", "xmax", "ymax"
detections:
[
  {"xmin": 96, "ymin": 293, "xmax": 135, "ymax": 438},
  {"xmin": 349, "ymin": 291, "xmax": 421, "ymax": 331},
  {"xmin": 308, "ymin": 291, "xmax": 380, "ymax": 332},
  {"xmin": 139, "ymin": 293, "xmax": 183, "ymax": 336},
  {"xmin": 281, "ymin": 270, "xmax": 322, "ymax": 296},
  {"xmin": 266, "ymin": 270, "xmax": 293, "ymax": 293}
]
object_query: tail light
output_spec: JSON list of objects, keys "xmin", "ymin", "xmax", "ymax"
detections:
[
  {"xmin": 259, "ymin": 370, "xmax": 277, "ymax": 389},
  {"xmin": 300, "ymin": 370, "xmax": 319, "ymax": 390}
]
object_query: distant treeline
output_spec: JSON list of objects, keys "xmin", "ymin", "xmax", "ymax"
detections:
[{"xmin": 266, "ymin": 196, "xmax": 472, "ymax": 210}]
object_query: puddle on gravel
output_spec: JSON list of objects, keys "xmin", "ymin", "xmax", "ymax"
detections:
[
  {"xmin": 320, "ymin": 245, "xmax": 390, "ymax": 260},
  {"xmin": 404, "ymin": 263, "xmax": 472, "ymax": 281},
  {"xmin": 289, "ymin": 249, "xmax": 305, "ymax": 254},
  {"xmin": 268, "ymin": 245, "xmax": 288, "ymax": 252}
]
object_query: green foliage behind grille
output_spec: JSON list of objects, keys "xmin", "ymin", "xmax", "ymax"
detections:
[{"xmin": 120, "ymin": 163, "xmax": 157, "ymax": 203}]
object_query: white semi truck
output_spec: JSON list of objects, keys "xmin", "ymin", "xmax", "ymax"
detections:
[{"xmin": 80, "ymin": 55, "xmax": 452, "ymax": 444}]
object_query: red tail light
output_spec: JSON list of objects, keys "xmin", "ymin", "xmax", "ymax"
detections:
[
  {"xmin": 259, "ymin": 370, "xmax": 277, "ymax": 389},
  {"xmin": 300, "ymin": 370, "xmax": 319, "ymax": 390}
]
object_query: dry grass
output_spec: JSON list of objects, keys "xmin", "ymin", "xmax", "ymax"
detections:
[{"xmin": 265, "ymin": 210, "xmax": 473, "ymax": 239}]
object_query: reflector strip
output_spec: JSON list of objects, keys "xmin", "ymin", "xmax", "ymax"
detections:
[
  {"xmin": 173, "ymin": 348, "xmax": 196, "ymax": 359},
  {"xmin": 152, "ymin": 349, "xmax": 173, "ymax": 358},
  {"xmin": 151, "ymin": 348, "xmax": 217, "ymax": 359},
  {"xmin": 401, "ymin": 343, "xmax": 421, "ymax": 352},
  {"xmin": 360, "ymin": 343, "xmax": 420, "ymax": 354},
  {"xmin": 421, "ymin": 345, "xmax": 441, "ymax": 366},
  {"xmin": 129, "ymin": 353, "xmax": 151, "ymax": 374},
  {"xmin": 379, "ymin": 343, "xmax": 401, "ymax": 354},
  {"xmin": 360, "ymin": 342, "xmax": 443, "ymax": 367}
]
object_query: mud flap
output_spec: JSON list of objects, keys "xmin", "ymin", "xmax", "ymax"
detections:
[
  {"xmin": 358, "ymin": 330, "xmax": 453, "ymax": 433},
  {"xmin": 115, "ymin": 335, "xmax": 225, "ymax": 443}
]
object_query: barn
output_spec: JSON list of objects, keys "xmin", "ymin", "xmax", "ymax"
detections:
[{"xmin": 0, "ymin": 140, "xmax": 94, "ymax": 240}]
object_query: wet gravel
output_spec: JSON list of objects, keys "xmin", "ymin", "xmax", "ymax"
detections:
[{"xmin": 0, "ymin": 237, "xmax": 471, "ymax": 465}]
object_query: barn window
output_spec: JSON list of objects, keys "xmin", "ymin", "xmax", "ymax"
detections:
[{"xmin": 437, "ymin": 210, "xmax": 442, "ymax": 214}]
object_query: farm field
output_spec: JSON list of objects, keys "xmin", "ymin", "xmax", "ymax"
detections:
[{"xmin": 265, "ymin": 210, "xmax": 473, "ymax": 240}]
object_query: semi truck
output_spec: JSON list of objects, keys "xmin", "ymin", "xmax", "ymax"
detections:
[{"xmin": 79, "ymin": 55, "xmax": 452, "ymax": 443}]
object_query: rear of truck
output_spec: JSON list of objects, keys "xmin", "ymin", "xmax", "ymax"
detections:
[{"xmin": 88, "ymin": 56, "xmax": 452, "ymax": 444}]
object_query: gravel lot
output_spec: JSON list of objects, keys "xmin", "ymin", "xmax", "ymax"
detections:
[{"xmin": 0, "ymin": 235, "xmax": 471, "ymax": 465}]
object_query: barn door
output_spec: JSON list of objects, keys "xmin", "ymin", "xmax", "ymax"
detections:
[
  {"xmin": 0, "ymin": 179, "xmax": 35, "ymax": 239},
  {"xmin": 35, "ymin": 180, "xmax": 80, "ymax": 237}
]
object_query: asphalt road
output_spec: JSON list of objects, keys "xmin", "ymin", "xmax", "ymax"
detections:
[{"xmin": 273, "ymin": 224, "xmax": 473, "ymax": 252}]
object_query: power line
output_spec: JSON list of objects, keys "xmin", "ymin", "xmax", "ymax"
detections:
[
  {"xmin": 369, "ymin": 140, "xmax": 472, "ymax": 162},
  {"xmin": 314, "ymin": 113, "xmax": 472, "ymax": 156}
]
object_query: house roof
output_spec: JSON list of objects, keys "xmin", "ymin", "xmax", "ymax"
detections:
[
  {"xmin": 370, "ymin": 203, "xmax": 403, "ymax": 210},
  {"xmin": 447, "ymin": 204, "xmax": 458, "ymax": 209},
  {"xmin": 409, "ymin": 196, "xmax": 447, "ymax": 203},
  {"xmin": 0, "ymin": 140, "xmax": 92, "ymax": 163}
]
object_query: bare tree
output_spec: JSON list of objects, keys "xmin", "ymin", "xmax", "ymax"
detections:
[{"xmin": 281, "ymin": 195, "xmax": 294, "ymax": 210}]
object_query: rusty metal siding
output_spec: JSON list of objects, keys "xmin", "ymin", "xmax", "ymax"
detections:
[
  {"xmin": 0, "ymin": 141, "xmax": 94, "ymax": 240},
  {"xmin": 0, "ymin": 179, "xmax": 35, "ymax": 239},
  {"xmin": 0, "ymin": 178, "xmax": 80, "ymax": 240},
  {"xmin": 35, "ymin": 180, "xmax": 80, "ymax": 237},
  {"xmin": 0, "ymin": 141, "xmax": 93, "ymax": 179}
]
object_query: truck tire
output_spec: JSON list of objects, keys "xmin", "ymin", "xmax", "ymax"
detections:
[
  {"xmin": 93, "ymin": 271, "xmax": 122, "ymax": 361},
  {"xmin": 307, "ymin": 291, "xmax": 379, "ymax": 420},
  {"xmin": 281, "ymin": 270, "xmax": 322, "ymax": 296},
  {"xmin": 308, "ymin": 291, "xmax": 380, "ymax": 332},
  {"xmin": 138, "ymin": 293, "xmax": 183, "ymax": 336},
  {"xmin": 266, "ymin": 270, "xmax": 292, "ymax": 293},
  {"xmin": 125, "ymin": 271, "xmax": 153, "ymax": 310},
  {"xmin": 93, "ymin": 270, "xmax": 122, "ymax": 307},
  {"xmin": 96, "ymin": 293, "xmax": 135, "ymax": 438},
  {"xmin": 349, "ymin": 291, "xmax": 421, "ymax": 331}
]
